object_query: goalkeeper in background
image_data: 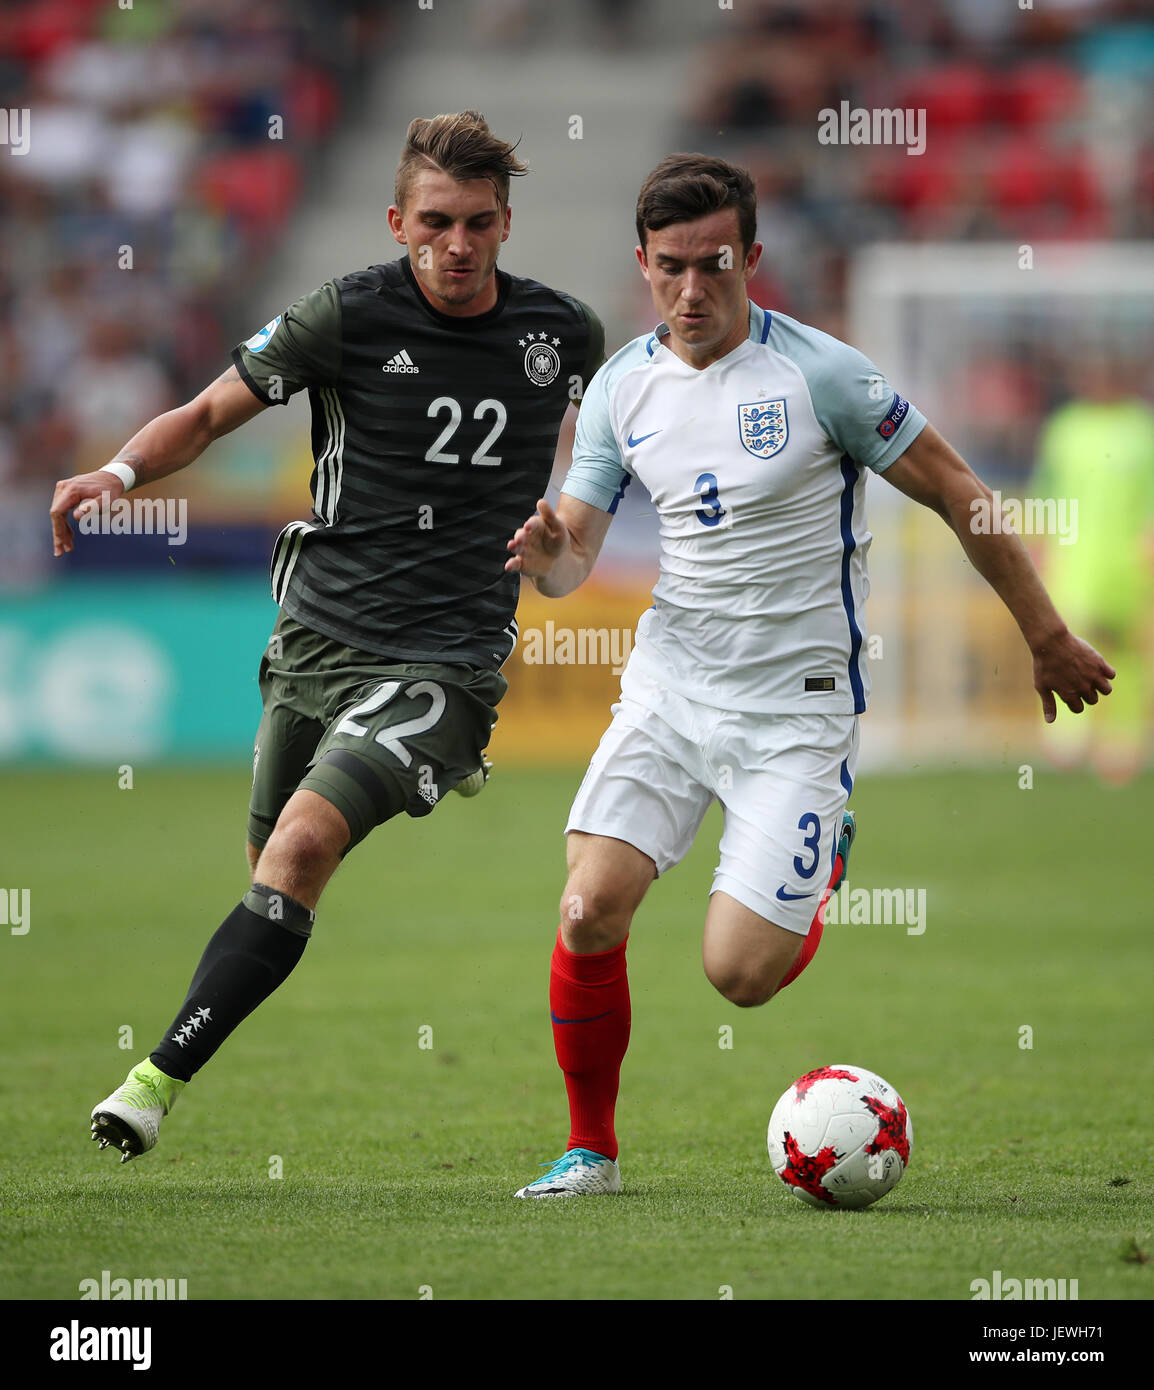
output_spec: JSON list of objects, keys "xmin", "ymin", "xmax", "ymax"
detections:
[{"xmin": 1031, "ymin": 351, "xmax": 1154, "ymax": 784}]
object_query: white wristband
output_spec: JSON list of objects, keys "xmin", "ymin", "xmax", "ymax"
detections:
[{"xmin": 101, "ymin": 460, "xmax": 137, "ymax": 491}]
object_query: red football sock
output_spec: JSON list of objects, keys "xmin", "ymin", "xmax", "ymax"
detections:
[
  {"xmin": 775, "ymin": 849, "xmax": 844, "ymax": 994},
  {"xmin": 550, "ymin": 931, "xmax": 631, "ymax": 1162}
]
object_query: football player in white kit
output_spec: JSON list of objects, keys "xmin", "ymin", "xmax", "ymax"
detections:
[{"xmin": 506, "ymin": 154, "xmax": 1114, "ymax": 1198}]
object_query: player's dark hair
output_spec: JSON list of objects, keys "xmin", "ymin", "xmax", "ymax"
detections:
[
  {"xmin": 636, "ymin": 153, "xmax": 757, "ymax": 256},
  {"xmin": 395, "ymin": 111, "xmax": 528, "ymax": 210}
]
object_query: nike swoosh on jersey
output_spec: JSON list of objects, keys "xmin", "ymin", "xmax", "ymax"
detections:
[
  {"xmin": 775, "ymin": 886, "xmax": 817, "ymax": 902},
  {"xmin": 626, "ymin": 429, "xmax": 662, "ymax": 447},
  {"xmin": 550, "ymin": 1009, "xmax": 617, "ymax": 1025}
]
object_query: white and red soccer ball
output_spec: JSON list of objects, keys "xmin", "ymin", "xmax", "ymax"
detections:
[{"xmin": 767, "ymin": 1064, "xmax": 912, "ymax": 1209}]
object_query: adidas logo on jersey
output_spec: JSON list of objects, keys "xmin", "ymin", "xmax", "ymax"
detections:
[{"xmin": 382, "ymin": 349, "xmax": 419, "ymax": 374}]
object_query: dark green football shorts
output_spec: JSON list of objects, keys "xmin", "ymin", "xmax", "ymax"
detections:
[{"xmin": 248, "ymin": 612, "xmax": 506, "ymax": 853}]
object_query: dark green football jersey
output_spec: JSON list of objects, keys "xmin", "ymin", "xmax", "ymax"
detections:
[{"xmin": 232, "ymin": 256, "xmax": 604, "ymax": 668}]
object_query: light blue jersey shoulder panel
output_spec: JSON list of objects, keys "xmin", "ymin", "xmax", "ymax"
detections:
[
  {"xmin": 755, "ymin": 305, "xmax": 926, "ymax": 472},
  {"xmin": 561, "ymin": 334, "xmax": 655, "ymax": 513}
]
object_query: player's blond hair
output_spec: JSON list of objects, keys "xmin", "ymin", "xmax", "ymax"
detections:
[{"xmin": 394, "ymin": 111, "xmax": 527, "ymax": 210}]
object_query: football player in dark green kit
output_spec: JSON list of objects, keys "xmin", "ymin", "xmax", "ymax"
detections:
[{"xmin": 49, "ymin": 112, "xmax": 605, "ymax": 1161}]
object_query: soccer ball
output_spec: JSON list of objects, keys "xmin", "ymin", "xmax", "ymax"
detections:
[{"xmin": 767, "ymin": 1063, "xmax": 912, "ymax": 1209}]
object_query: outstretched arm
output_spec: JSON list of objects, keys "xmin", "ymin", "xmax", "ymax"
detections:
[
  {"xmin": 50, "ymin": 365, "xmax": 267, "ymax": 557},
  {"xmin": 504, "ymin": 495, "xmax": 613, "ymax": 598},
  {"xmin": 883, "ymin": 423, "xmax": 1114, "ymax": 723}
]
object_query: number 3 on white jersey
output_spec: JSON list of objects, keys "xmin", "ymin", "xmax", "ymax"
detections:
[{"xmin": 695, "ymin": 472, "xmax": 726, "ymax": 527}]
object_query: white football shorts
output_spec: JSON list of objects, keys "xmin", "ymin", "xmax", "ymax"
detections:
[{"xmin": 565, "ymin": 678, "xmax": 859, "ymax": 935}]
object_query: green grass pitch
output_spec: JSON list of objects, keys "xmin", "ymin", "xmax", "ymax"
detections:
[{"xmin": 0, "ymin": 763, "xmax": 1149, "ymax": 1305}]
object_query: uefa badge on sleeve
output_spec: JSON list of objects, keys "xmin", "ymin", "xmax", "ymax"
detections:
[
  {"xmin": 738, "ymin": 398, "xmax": 788, "ymax": 458},
  {"xmin": 875, "ymin": 392, "xmax": 909, "ymax": 440},
  {"xmin": 244, "ymin": 316, "xmax": 282, "ymax": 353}
]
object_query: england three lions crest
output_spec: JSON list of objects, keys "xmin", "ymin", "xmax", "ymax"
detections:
[{"xmin": 738, "ymin": 399, "xmax": 788, "ymax": 458}]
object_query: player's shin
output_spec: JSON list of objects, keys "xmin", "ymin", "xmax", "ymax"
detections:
[
  {"xmin": 149, "ymin": 883, "xmax": 314, "ymax": 1082},
  {"xmin": 775, "ymin": 811, "xmax": 855, "ymax": 996},
  {"xmin": 774, "ymin": 893, "xmax": 829, "ymax": 996},
  {"xmin": 550, "ymin": 930, "xmax": 631, "ymax": 1162},
  {"xmin": 774, "ymin": 867, "xmax": 842, "ymax": 996}
]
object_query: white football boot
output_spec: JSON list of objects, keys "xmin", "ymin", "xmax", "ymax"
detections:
[
  {"xmin": 90, "ymin": 1060, "xmax": 185, "ymax": 1163},
  {"xmin": 515, "ymin": 1148, "xmax": 621, "ymax": 1198}
]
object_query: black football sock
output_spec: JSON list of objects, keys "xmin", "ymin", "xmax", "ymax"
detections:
[{"xmin": 150, "ymin": 883, "xmax": 314, "ymax": 1082}]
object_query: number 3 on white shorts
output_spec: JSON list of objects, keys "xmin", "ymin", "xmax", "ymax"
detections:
[
  {"xmin": 334, "ymin": 680, "xmax": 447, "ymax": 768},
  {"xmin": 793, "ymin": 811, "xmax": 822, "ymax": 879}
]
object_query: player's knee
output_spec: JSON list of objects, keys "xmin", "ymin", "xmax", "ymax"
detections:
[
  {"xmin": 267, "ymin": 813, "xmax": 344, "ymax": 876},
  {"xmin": 559, "ymin": 883, "xmax": 631, "ymax": 952},
  {"xmin": 706, "ymin": 962, "xmax": 779, "ymax": 1009}
]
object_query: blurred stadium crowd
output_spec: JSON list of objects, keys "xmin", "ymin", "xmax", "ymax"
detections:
[
  {"xmin": 2, "ymin": 0, "xmax": 1152, "ymax": 501},
  {"xmin": 680, "ymin": 0, "xmax": 1154, "ymax": 327},
  {"xmin": 0, "ymin": 0, "xmax": 397, "ymax": 492}
]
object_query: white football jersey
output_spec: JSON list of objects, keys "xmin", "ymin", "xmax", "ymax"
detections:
[{"xmin": 561, "ymin": 302, "xmax": 926, "ymax": 715}]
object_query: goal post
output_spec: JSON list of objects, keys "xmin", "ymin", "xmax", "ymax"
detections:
[{"xmin": 847, "ymin": 243, "xmax": 1154, "ymax": 768}]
